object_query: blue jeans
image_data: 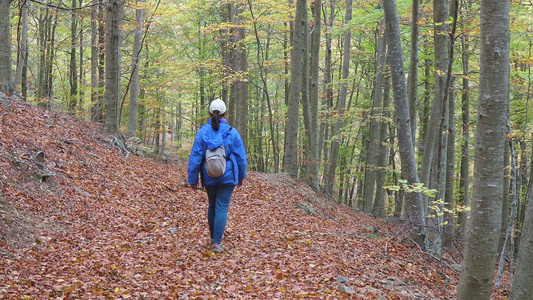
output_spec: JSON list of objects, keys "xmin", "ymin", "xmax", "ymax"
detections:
[{"xmin": 205, "ymin": 185, "xmax": 236, "ymax": 244}]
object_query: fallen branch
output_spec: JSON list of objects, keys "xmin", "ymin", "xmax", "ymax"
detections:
[{"xmin": 164, "ymin": 184, "xmax": 177, "ymax": 192}]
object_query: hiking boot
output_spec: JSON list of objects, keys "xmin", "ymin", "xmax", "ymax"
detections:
[{"xmin": 212, "ymin": 243, "xmax": 223, "ymax": 253}]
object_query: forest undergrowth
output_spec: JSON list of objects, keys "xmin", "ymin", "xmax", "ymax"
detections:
[{"xmin": 0, "ymin": 96, "xmax": 511, "ymax": 298}]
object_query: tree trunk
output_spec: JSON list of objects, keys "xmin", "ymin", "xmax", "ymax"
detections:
[
  {"xmin": 408, "ymin": 0, "xmax": 420, "ymax": 146},
  {"xmin": 304, "ymin": 0, "xmax": 321, "ymax": 191},
  {"xmin": 496, "ymin": 129, "xmax": 518, "ymax": 287},
  {"xmin": 128, "ymin": 0, "xmax": 144, "ymax": 137},
  {"xmin": 248, "ymin": 1, "xmax": 277, "ymax": 172},
  {"xmin": 92, "ymin": 2, "xmax": 105, "ymax": 122},
  {"xmin": 511, "ymin": 158, "xmax": 533, "ymax": 299},
  {"xmin": 364, "ymin": 19, "xmax": 387, "ymax": 214},
  {"xmin": 37, "ymin": 7, "xmax": 58, "ymax": 109},
  {"xmin": 104, "ymin": 0, "xmax": 124, "ymax": 134},
  {"xmin": 0, "ymin": 0, "xmax": 15, "ymax": 94},
  {"xmin": 231, "ymin": 3, "xmax": 248, "ymax": 147},
  {"xmin": 458, "ymin": 26, "xmax": 471, "ymax": 235},
  {"xmin": 47, "ymin": 13, "xmax": 58, "ymax": 106},
  {"xmin": 319, "ymin": 0, "xmax": 334, "ymax": 175},
  {"xmin": 457, "ymin": 0, "xmax": 510, "ymax": 298},
  {"xmin": 443, "ymin": 78, "xmax": 456, "ymax": 248},
  {"xmin": 383, "ymin": 0, "xmax": 425, "ymax": 235},
  {"xmin": 78, "ymin": 0, "xmax": 84, "ymax": 106},
  {"xmin": 69, "ymin": 0, "xmax": 78, "ymax": 112},
  {"xmin": 420, "ymin": 0, "xmax": 451, "ymax": 258},
  {"xmin": 323, "ymin": 0, "xmax": 351, "ymax": 195},
  {"xmin": 418, "ymin": 59, "xmax": 432, "ymax": 160},
  {"xmin": 420, "ymin": 0, "xmax": 450, "ymax": 215},
  {"xmin": 372, "ymin": 55, "xmax": 391, "ymax": 218},
  {"xmin": 283, "ymin": 0, "xmax": 307, "ymax": 178},
  {"xmin": 15, "ymin": 0, "xmax": 29, "ymax": 98},
  {"xmin": 500, "ymin": 133, "xmax": 510, "ymax": 252}
]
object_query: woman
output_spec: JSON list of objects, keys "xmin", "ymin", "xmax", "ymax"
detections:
[{"xmin": 188, "ymin": 99, "xmax": 247, "ymax": 253}]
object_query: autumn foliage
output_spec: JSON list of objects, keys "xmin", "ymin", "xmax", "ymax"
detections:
[{"xmin": 0, "ymin": 97, "xmax": 510, "ymax": 299}]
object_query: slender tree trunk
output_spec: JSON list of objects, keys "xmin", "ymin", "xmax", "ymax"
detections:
[
  {"xmin": 458, "ymin": 27, "xmax": 471, "ymax": 235},
  {"xmin": 47, "ymin": 13, "xmax": 58, "ymax": 103},
  {"xmin": 420, "ymin": 0, "xmax": 450, "ymax": 215},
  {"xmin": 457, "ymin": 0, "xmax": 510, "ymax": 298},
  {"xmin": 383, "ymin": 0, "xmax": 425, "ymax": 236},
  {"xmin": 364, "ymin": 19, "xmax": 387, "ymax": 214},
  {"xmin": 78, "ymin": 0, "xmax": 84, "ymax": 107},
  {"xmin": 418, "ymin": 59, "xmax": 432, "ymax": 160},
  {"xmin": 319, "ymin": 0, "xmax": 334, "ymax": 182},
  {"xmin": 0, "ymin": 0, "xmax": 15, "ymax": 94},
  {"xmin": 444, "ymin": 79, "xmax": 456, "ymax": 248},
  {"xmin": 104, "ymin": 0, "xmax": 124, "ymax": 134},
  {"xmin": 94, "ymin": 2, "xmax": 105, "ymax": 122},
  {"xmin": 38, "ymin": 9, "xmax": 58, "ymax": 109},
  {"xmin": 232, "ymin": 3, "xmax": 248, "ymax": 147},
  {"xmin": 500, "ymin": 133, "xmax": 511, "ymax": 252},
  {"xmin": 69, "ymin": 0, "xmax": 78, "ymax": 112},
  {"xmin": 15, "ymin": 0, "xmax": 29, "ymax": 98},
  {"xmin": 421, "ymin": 0, "xmax": 451, "ymax": 258},
  {"xmin": 511, "ymin": 157, "xmax": 533, "ymax": 299},
  {"xmin": 408, "ymin": 0, "xmax": 420, "ymax": 146},
  {"xmin": 373, "ymin": 56, "xmax": 391, "ymax": 218},
  {"xmin": 248, "ymin": 1, "xmax": 278, "ymax": 172},
  {"xmin": 128, "ymin": 0, "xmax": 143, "ymax": 137},
  {"xmin": 496, "ymin": 128, "xmax": 518, "ymax": 287},
  {"xmin": 304, "ymin": 0, "xmax": 321, "ymax": 191},
  {"xmin": 283, "ymin": 0, "xmax": 307, "ymax": 178},
  {"xmin": 37, "ymin": 7, "xmax": 47, "ymax": 103},
  {"xmin": 324, "ymin": 0, "xmax": 352, "ymax": 195}
]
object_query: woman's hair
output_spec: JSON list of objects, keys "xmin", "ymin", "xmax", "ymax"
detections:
[{"xmin": 210, "ymin": 110, "xmax": 224, "ymax": 131}]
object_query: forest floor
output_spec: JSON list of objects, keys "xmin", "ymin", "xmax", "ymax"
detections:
[{"xmin": 0, "ymin": 95, "xmax": 511, "ymax": 299}]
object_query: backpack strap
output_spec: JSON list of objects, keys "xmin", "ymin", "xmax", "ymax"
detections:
[
  {"xmin": 225, "ymin": 126, "xmax": 236, "ymax": 182},
  {"xmin": 224, "ymin": 126, "xmax": 233, "ymax": 161}
]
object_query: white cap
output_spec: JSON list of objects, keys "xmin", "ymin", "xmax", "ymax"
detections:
[{"xmin": 209, "ymin": 98, "xmax": 226, "ymax": 115}]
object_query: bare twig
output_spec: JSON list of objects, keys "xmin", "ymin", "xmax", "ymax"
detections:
[{"xmin": 29, "ymin": 0, "xmax": 102, "ymax": 11}]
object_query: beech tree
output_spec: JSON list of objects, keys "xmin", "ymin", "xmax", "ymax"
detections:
[
  {"xmin": 127, "ymin": 0, "xmax": 144, "ymax": 137},
  {"xmin": 323, "ymin": 0, "xmax": 351, "ymax": 195},
  {"xmin": 15, "ymin": 0, "xmax": 29, "ymax": 99},
  {"xmin": 511, "ymin": 176, "xmax": 533, "ymax": 299},
  {"xmin": 420, "ymin": 0, "xmax": 450, "ymax": 217},
  {"xmin": 457, "ymin": 0, "xmax": 510, "ymax": 298},
  {"xmin": 104, "ymin": 0, "xmax": 124, "ymax": 134},
  {"xmin": 407, "ymin": 0, "xmax": 420, "ymax": 145},
  {"xmin": 382, "ymin": 0, "xmax": 425, "ymax": 234},
  {"xmin": 69, "ymin": 0, "xmax": 79, "ymax": 112},
  {"xmin": 302, "ymin": 0, "xmax": 321, "ymax": 191},
  {"xmin": 0, "ymin": 0, "xmax": 15, "ymax": 94},
  {"xmin": 283, "ymin": 0, "xmax": 307, "ymax": 178},
  {"xmin": 91, "ymin": 0, "xmax": 105, "ymax": 122},
  {"xmin": 229, "ymin": 2, "xmax": 248, "ymax": 147},
  {"xmin": 363, "ymin": 18, "xmax": 387, "ymax": 214}
]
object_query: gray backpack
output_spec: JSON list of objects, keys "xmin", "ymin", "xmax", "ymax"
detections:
[
  {"xmin": 204, "ymin": 127, "xmax": 232, "ymax": 177},
  {"xmin": 205, "ymin": 144, "xmax": 227, "ymax": 177}
]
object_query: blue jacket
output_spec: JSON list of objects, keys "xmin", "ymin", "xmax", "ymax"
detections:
[{"xmin": 188, "ymin": 119, "xmax": 247, "ymax": 186}]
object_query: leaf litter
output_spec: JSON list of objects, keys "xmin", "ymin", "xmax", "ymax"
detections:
[{"xmin": 0, "ymin": 97, "xmax": 511, "ymax": 299}]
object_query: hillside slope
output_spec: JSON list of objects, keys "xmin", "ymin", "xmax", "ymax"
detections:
[{"xmin": 0, "ymin": 95, "xmax": 508, "ymax": 299}]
